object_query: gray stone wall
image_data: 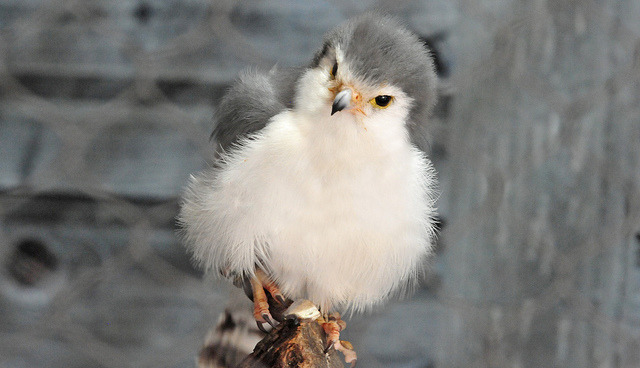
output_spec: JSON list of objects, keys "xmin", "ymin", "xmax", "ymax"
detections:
[
  {"xmin": 0, "ymin": 0, "xmax": 638, "ymax": 367},
  {"xmin": 440, "ymin": 1, "xmax": 640, "ymax": 366}
]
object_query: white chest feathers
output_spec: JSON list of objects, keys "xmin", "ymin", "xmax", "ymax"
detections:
[{"xmin": 180, "ymin": 111, "xmax": 437, "ymax": 312}]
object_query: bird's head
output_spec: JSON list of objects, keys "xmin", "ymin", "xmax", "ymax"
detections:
[{"xmin": 293, "ymin": 14, "xmax": 437, "ymax": 129}]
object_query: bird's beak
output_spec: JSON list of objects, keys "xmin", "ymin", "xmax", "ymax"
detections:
[{"xmin": 331, "ymin": 88, "xmax": 352, "ymax": 115}]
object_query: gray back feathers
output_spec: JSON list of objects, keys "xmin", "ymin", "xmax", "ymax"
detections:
[{"xmin": 211, "ymin": 67, "xmax": 301, "ymax": 154}]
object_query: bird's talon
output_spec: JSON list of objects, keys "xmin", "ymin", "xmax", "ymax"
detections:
[
  {"xmin": 262, "ymin": 313, "xmax": 276, "ymax": 328},
  {"xmin": 256, "ymin": 321, "xmax": 268, "ymax": 333},
  {"xmin": 324, "ymin": 340, "xmax": 335, "ymax": 354},
  {"xmin": 275, "ymin": 294, "xmax": 286, "ymax": 304},
  {"xmin": 350, "ymin": 359, "xmax": 357, "ymax": 368}
]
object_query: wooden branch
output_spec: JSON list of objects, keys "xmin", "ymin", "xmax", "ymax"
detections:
[
  {"xmin": 197, "ymin": 299, "xmax": 344, "ymax": 368},
  {"xmin": 237, "ymin": 301, "xmax": 344, "ymax": 368},
  {"xmin": 236, "ymin": 317, "xmax": 344, "ymax": 368}
]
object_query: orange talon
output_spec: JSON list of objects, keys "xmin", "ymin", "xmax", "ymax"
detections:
[
  {"xmin": 323, "ymin": 320, "xmax": 342, "ymax": 346},
  {"xmin": 320, "ymin": 312, "xmax": 357, "ymax": 365},
  {"xmin": 250, "ymin": 274, "xmax": 272, "ymax": 326}
]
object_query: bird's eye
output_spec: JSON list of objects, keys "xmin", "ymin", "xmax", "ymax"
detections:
[
  {"xmin": 370, "ymin": 95, "xmax": 393, "ymax": 108},
  {"xmin": 330, "ymin": 62, "xmax": 338, "ymax": 78}
]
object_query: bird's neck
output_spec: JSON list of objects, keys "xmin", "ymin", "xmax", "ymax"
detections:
[{"xmin": 292, "ymin": 110, "xmax": 410, "ymax": 169}]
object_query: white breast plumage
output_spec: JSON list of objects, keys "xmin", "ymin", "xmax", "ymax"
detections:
[{"xmin": 181, "ymin": 109, "xmax": 437, "ymax": 312}]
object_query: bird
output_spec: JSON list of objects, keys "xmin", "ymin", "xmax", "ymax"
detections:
[{"xmin": 179, "ymin": 13, "xmax": 438, "ymax": 365}]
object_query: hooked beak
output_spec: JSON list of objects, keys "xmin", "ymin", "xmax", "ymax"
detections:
[{"xmin": 331, "ymin": 88, "xmax": 352, "ymax": 115}]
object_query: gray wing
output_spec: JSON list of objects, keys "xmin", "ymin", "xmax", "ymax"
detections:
[
  {"xmin": 211, "ymin": 67, "xmax": 303, "ymax": 155},
  {"xmin": 206, "ymin": 68, "xmax": 302, "ymax": 299}
]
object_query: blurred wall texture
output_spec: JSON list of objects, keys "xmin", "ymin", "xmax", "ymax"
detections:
[{"xmin": 0, "ymin": 1, "xmax": 639, "ymax": 367}]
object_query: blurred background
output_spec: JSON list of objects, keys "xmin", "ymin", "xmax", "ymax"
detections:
[{"xmin": 0, "ymin": 0, "xmax": 639, "ymax": 367}]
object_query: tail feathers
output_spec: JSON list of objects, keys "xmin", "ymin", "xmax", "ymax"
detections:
[{"xmin": 197, "ymin": 309, "xmax": 266, "ymax": 368}]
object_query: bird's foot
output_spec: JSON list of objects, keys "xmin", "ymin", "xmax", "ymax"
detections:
[
  {"xmin": 319, "ymin": 312, "xmax": 357, "ymax": 367},
  {"xmin": 250, "ymin": 268, "xmax": 287, "ymax": 332}
]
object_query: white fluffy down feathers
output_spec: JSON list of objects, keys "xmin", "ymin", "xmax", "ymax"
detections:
[{"xmin": 179, "ymin": 14, "xmax": 438, "ymax": 313}]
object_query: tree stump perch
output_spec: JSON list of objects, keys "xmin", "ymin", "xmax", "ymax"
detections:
[
  {"xmin": 198, "ymin": 299, "xmax": 345, "ymax": 368},
  {"xmin": 237, "ymin": 316, "xmax": 344, "ymax": 368}
]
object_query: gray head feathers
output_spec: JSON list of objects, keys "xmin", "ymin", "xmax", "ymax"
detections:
[{"xmin": 314, "ymin": 13, "xmax": 438, "ymax": 128}]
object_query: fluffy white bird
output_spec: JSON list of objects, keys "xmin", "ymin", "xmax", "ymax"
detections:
[{"xmin": 180, "ymin": 13, "xmax": 438, "ymax": 365}]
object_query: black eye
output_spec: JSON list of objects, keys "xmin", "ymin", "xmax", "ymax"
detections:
[
  {"xmin": 372, "ymin": 95, "xmax": 393, "ymax": 108},
  {"xmin": 331, "ymin": 62, "xmax": 338, "ymax": 78}
]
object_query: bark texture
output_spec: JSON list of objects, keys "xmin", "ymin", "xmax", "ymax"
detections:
[{"xmin": 237, "ymin": 318, "xmax": 344, "ymax": 368}]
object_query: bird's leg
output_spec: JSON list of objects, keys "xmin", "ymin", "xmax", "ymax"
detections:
[
  {"xmin": 250, "ymin": 274, "xmax": 274, "ymax": 332},
  {"xmin": 255, "ymin": 268, "xmax": 286, "ymax": 304},
  {"xmin": 250, "ymin": 268, "xmax": 287, "ymax": 332},
  {"xmin": 319, "ymin": 312, "xmax": 357, "ymax": 367}
]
